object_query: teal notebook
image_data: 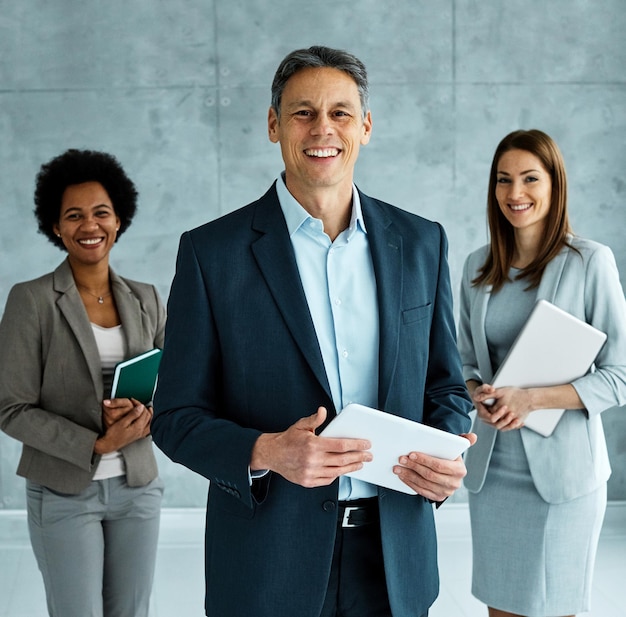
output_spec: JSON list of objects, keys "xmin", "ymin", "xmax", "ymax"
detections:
[{"xmin": 110, "ymin": 348, "xmax": 163, "ymax": 404}]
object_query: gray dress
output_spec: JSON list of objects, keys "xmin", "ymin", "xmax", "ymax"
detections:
[{"xmin": 469, "ymin": 271, "xmax": 606, "ymax": 616}]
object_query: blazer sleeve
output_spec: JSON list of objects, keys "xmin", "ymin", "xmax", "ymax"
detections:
[
  {"xmin": 422, "ymin": 224, "xmax": 473, "ymax": 435},
  {"xmin": 458, "ymin": 253, "xmax": 482, "ymax": 385},
  {"xmin": 0, "ymin": 283, "xmax": 98, "ymax": 471},
  {"xmin": 570, "ymin": 243, "xmax": 626, "ymax": 415},
  {"xmin": 152, "ymin": 232, "xmax": 262, "ymax": 507}
]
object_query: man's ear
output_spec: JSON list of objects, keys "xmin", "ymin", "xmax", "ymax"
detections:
[
  {"xmin": 268, "ymin": 107, "xmax": 279, "ymax": 143},
  {"xmin": 361, "ymin": 110, "xmax": 373, "ymax": 146}
]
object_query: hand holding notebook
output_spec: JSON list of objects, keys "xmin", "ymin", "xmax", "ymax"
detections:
[{"xmin": 110, "ymin": 348, "xmax": 163, "ymax": 405}]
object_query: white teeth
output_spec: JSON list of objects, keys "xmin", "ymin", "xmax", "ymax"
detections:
[
  {"xmin": 79, "ymin": 238, "xmax": 103, "ymax": 245},
  {"xmin": 305, "ymin": 148, "xmax": 339, "ymax": 158},
  {"xmin": 510, "ymin": 204, "xmax": 532, "ymax": 211}
]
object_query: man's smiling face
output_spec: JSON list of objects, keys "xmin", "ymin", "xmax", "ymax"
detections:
[{"xmin": 268, "ymin": 66, "xmax": 372, "ymax": 201}]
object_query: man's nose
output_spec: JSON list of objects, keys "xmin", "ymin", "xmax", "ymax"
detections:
[{"xmin": 310, "ymin": 114, "xmax": 333, "ymax": 135}]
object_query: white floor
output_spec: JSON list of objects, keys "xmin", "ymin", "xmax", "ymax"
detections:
[{"xmin": 1, "ymin": 502, "xmax": 624, "ymax": 617}]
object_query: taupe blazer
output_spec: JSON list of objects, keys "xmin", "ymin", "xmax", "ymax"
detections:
[
  {"xmin": 459, "ymin": 237, "xmax": 626, "ymax": 503},
  {"xmin": 0, "ymin": 259, "xmax": 166, "ymax": 494}
]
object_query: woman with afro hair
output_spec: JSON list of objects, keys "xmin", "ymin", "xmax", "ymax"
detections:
[{"xmin": 0, "ymin": 149, "xmax": 165, "ymax": 617}]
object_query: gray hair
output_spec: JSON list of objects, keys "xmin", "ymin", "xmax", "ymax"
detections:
[{"xmin": 270, "ymin": 45, "xmax": 370, "ymax": 119}]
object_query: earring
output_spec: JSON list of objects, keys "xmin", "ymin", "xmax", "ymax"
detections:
[{"xmin": 56, "ymin": 233, "xmax": 61, "ymax": 238}]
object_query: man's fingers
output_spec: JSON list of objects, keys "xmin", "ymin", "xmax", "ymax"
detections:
[
  {"xmin": 460, "ymin": 432, "xmax": 477, "ymax": 447},
  {"xmin": 296, "ymin": 406, "xmax": 328, "ymax": 432}
]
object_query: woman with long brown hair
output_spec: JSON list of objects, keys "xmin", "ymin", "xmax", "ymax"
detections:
[{"xmin": 459, "ymin": 129, "xmax": 626, "ymax": 617}]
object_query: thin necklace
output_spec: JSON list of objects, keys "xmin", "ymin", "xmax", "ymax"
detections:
[{"xmin": 76, "ymin": 283, "xmax": 112, "ymax": 304}]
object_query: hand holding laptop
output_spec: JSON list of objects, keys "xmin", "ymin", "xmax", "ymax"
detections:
[
  {"xmin": 474, "ymin": 383, "xmax": 536, "ymax": 431},
  {"xmin": 474, "ymin": 300, "xmax": 607, "ymax": 436}
]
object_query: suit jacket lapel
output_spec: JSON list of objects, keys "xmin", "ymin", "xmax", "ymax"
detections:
[
  {"xmin": 54, "ymin": 260, "xmax": 149, "ymax": 402},
  {"xmin": 250, "ymin": 187, "xmax": 333, "ymax": 405},
  {"xmin": 111, "ymin": 270, "xmax": 146, "ymax": 357},
  {"xmin": 360, "ymin": 194, "xmax": 402, "ymax": 409},
  {"xmin": 473, "ymin": 286, "xmax": 494, "ymax": 382},
  {"xmin": 536, "ymin": 242, "xmax": 569, "ymax": 302},
  {"xmin": 54, "ymin": 259, "xmax": 103, "ymax": 398},
  {"xmin": 473, "ymin": 244, "xmax": 570, "ymax": 379}
]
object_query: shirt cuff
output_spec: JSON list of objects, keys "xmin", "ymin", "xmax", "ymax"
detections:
[{"xmin": 248, "ymin": 467, "xmax": 270, "ymax": 485}]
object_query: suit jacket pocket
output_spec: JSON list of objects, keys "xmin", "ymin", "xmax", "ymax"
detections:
[{"xmin": 402, "ymin": 303, "xmax": 431, "ymax": 325}]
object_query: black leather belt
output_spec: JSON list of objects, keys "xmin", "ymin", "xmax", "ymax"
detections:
[{"xmin": 338, "ymin": 498, "xmax": 379, "ymax": 528}]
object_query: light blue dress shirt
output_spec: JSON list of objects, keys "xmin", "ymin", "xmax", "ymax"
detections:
[{"xmin": 276, "ymin": 174, "xmax": 379, "ymax": 500}]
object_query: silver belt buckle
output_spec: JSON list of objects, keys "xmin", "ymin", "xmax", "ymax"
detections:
[{"xmin": 342, "ymin": 506, "xmax": 360, "ymax": 528}]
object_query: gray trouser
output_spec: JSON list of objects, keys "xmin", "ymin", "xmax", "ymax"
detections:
[{"xmin": 26, "ymin": 475, "xmax": 164, "ymax": 617}]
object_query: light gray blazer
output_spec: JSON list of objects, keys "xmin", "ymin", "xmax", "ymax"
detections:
[
  {"xmin": 459, "ymin": 236, "xmax": 626, "ymax": 503},
  {"xmin": 0, "ymin": 259, "xmax": 166, "ymax": 494}
]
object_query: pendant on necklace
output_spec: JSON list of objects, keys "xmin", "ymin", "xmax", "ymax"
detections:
[{"xmin": 98, "ymin": 297, "xmax": 104, "ymax": 304}]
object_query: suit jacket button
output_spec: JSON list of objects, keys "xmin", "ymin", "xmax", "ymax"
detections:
[{"xmin": 322, "ymin": 500, "xmax": 336, "ymax": 513}]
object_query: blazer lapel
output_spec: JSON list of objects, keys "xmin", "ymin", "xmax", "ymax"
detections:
[
  {"xmin": 536, "ymin": 242, "xmax": 569, "ymax": 303},
  {"xmin": 250, "ymin": 187, "xmax": 333, "ymax": 404},
  {"xmin": 54, "ymin": 262, "xmax": 151, "ymax": 402},
  {"xmin": 111, "ymin": 270, "xmax": 146, "ymax": 357},
  {"xmin": 53, "ymin": 259, "xmax": 103, "ymax": 398},
  {"xmin": 360, "ymin": 195, "xmax": 402, "ymax": 409},
  {"xmin": 472, "ymin": 242, "xmax": 570, "ymax": 384},
  {"xmin": 472, "ymin": 285, "xmax": 494, "ymax": 382}
]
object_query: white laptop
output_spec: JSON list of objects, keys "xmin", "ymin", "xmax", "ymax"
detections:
[
  {"xmin": 320, "ymin": 403, "xmax": 470, "ymax": 494},
  {"xmin": 486, "ymin": 300, "xmax": 607, "ymax": 436}
]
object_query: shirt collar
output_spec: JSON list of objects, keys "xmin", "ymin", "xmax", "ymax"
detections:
[{"xmin": 276, "ymin": 172, "xmax": 367, "ymax": 238}]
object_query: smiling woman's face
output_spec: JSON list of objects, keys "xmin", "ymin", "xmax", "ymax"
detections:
[
  {"xmin": 53, "ymin": 181, "xmax": 120, "ymax": 267},
  {"xmin": 495, "ymin": 148, "xmax": 553, "ymax": 239}
]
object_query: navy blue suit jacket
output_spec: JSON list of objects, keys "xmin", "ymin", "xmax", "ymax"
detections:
[{"xmin": 152, "ymin": 183, "xmax": 471, "ymax": 617}]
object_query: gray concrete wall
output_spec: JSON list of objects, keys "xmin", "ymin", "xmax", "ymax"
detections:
[{"xmin": 1, "ymin": 0, "xmax": 625, "ymax": 507}]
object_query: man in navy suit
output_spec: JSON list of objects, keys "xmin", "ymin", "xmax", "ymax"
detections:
[{"xmin": 152, "ymin": 46, "xmax": 475, "ymax": 617}]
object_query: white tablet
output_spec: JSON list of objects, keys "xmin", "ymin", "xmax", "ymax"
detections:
[{"xmin": 320, "ymin": 403, "xmax": 471, "ymax": 495}]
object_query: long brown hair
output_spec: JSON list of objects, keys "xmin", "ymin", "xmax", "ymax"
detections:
[{"xmin": 473, "ymin": 129, "xmax": 574, "ymax": 291}]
